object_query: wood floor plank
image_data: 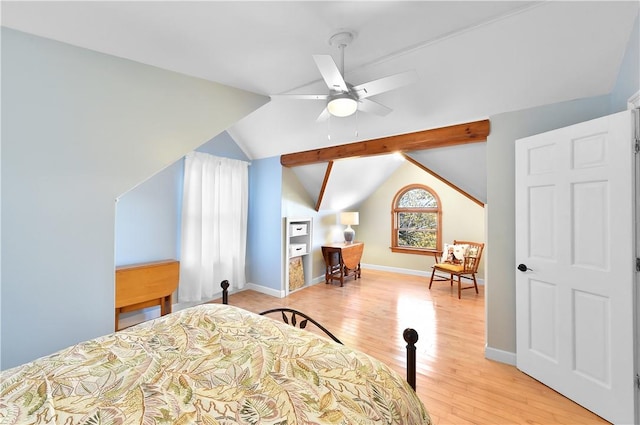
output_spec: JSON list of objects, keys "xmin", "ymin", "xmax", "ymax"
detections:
[{"xmin": 214, "ymin": 269, "xmax": 609, "ymax": 424}]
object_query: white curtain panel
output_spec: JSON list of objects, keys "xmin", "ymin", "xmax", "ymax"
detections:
[{"xmin": 179, "ymin": 152, "xmax": 248, "ymax": 302}]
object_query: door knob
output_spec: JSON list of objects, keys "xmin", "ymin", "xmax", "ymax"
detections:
[{"xmin": 517, "ymin": 264, "xmax": 532, "ymax": 272}]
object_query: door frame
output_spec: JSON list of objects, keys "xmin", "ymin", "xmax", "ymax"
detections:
[
  {"xmin": 632, "ymin": 104, "xmax": 640, "ymax": 425},
  {"xmin": 628, "ymin": 91, "xmax": 640, "ymax": 425}
]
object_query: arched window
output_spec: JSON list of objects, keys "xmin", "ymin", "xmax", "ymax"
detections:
[{"xmin": 391, "ymin": 184, "xmax": 441, "ymax": 254}]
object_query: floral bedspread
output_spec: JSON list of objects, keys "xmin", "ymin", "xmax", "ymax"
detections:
[{"xmin": 1, "ymin": 304, "xmax": 430, "ymax": 424}]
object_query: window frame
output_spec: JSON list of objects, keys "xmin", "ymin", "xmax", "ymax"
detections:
[{"xmin": 390, "ymin": 184, "xmax": 442, "ymax": 255}]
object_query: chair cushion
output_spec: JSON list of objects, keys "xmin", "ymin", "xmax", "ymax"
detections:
[
  {"xmin": 434, "ymin": 263, "xmax": 465, "ymax": 272},
  {"xmin": 441, "ymin": 243, "xmax": 468, "ymax": 265}
]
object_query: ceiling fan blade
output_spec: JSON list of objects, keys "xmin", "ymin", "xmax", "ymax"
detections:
[
  {"xmin": 316, "ymin": 107, "xmax": 330, "ymax": 122},
  {"xmin": 357, "ymin": 98, "xmax": 393, "ymax": 116},
  {"xmin": 313, "ymin": 54, "xmax": 348, "ymax": 92},
  {"xmin": 270, "ymin": 94, "xmax": 328, "ymax": 101},
  {"xmin": 352, "ymin": 70, "xmax": 418, "ymax": 99}
]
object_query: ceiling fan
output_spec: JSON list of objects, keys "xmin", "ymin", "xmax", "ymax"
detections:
[{"xmin": 272, "ymin": 31, "xmax": 418, "ymax": 121}]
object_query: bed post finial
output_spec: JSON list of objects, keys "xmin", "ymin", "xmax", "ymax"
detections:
[
  {"xmin": 221, "ymin": 280, "xmax": 230, "ymax": 305},
  {"xmin": 403, "ymin": 328, "xmax": 418, "ymax": 391}
]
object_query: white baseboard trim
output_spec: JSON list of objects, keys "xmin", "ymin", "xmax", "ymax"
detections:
[
  {"xmin": 244, "ymin": 278, "xmax": 324, "ymax": 298},
  {"xmin": 117, "ymin": 307, "xmax": 161, "ymax": 329},
  {"xmin": 361, "ymin": 263, "xmax": 430, "ymax": 277},
  {"xmin": 245, "ymin": 282, "xmax": 284, "ymax": 298},
  {"xmin": 485, "ymin": 345, "xmax": 517, "ymax": 365},
  {"xmin": 361, "ymin": 263, "xmax": 485, "ymax": 285},
  {"xmin": 311, "ymin": 275, "xmax": 326, "ymax": 285}
]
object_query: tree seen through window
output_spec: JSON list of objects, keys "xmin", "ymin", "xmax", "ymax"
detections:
[{"xmin": 392, "ymin": 185, "xmax": 441, "ymax": 252}]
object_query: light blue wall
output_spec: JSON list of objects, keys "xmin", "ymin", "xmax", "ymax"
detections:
[
  {"xmin": 486, "ymin": 95, "xmax": 612, "ymax": 355},
  {"xmin": 196, "ymin": 131, "xmax": 250, "ymax": 161},
  {"xmin": 247, "ymin": 156, "xmax": 283, "ymax": 290},
  {"xmin": 1, "ymin": 28, "xmax": 267, "ymax": 370},
  {"xmin": 610, "ymin": 14, "xmax": 639, "ymax": 112},
  {"xmin": 114, "ymin": 131, "xmax": 250, "ymax": 267},
  {"xmin": 485, "ymin": 13, "xmax": 639, "ymax": 357},
  {"xmin": 115, "ymin": 161, "xmax": 183, "ymax": 266}
]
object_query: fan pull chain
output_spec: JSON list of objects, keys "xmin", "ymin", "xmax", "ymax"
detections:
[
  {"xmin": 327, "ymin": 114, "xmax": 331, "ymax": 140},
  {"xmin": 354, "ymin": 110, "xmax": 359, "ymax": 138}
]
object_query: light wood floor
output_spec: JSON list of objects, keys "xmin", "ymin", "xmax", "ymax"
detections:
[{"xmin": 218, "ymin": 269, "xmax": 609, "ymax": 424}]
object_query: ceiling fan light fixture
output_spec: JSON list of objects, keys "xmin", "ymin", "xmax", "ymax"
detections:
[{"xmin": 327, "ymin": 93, "xmax": 358, "ymax": 117}]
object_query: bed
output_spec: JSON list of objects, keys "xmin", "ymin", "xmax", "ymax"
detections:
[{"xmin": 1, "ymin": 282, "xmax": 431, "ymax": 424}]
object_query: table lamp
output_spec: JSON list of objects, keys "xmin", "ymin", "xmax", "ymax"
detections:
[{"xmin": 340, "ymin": 212, "xmax": 359, "ymax": 243}]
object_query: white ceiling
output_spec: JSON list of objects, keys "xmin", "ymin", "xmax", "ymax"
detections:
[{"xmin": 2, "ymin": 1, "xmax": 638, "ymax": 208}]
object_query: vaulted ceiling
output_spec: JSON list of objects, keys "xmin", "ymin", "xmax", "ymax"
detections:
[{"xmin": 3, "ymin": 1, "xmax": 637, "ymax": 208}]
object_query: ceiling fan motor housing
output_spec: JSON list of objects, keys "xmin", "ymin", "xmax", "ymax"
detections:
[{"xmin": 327, "ymin": 92, "xmax": 358, "ymax": 117}]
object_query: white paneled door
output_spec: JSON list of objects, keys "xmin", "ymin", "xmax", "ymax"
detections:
[{"xmin": 515, "ymin": 110, "xmax": 637, "ymax": 424}]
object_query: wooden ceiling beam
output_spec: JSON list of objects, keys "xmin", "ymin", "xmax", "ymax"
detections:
[
  {"xmin": 280, "ymin": 119, "xmax": 490, "ymax": 167},
  {"xmin": 314, "ymin": 161, "xmax": 333, "ymax": 211}
]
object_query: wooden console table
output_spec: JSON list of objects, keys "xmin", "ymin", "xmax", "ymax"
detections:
[
  {"xmin": 115, "ymin": 260, "xmax": 179, "ymax": 331},
  {"xmin": 321, "ymin": 242, "xmax": 364, "ymax": 286}
]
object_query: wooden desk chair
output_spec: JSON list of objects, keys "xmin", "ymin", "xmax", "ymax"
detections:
[{"xmin": 429, "ymin": 240, "xmax": 484, "ymax": 298}]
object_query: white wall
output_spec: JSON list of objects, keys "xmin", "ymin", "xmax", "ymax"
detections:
[{"xmin": 1, "ymin": 28, "xmax": 268, "ymax": 369}]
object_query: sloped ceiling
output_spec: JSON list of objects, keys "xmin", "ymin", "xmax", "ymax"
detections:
[
  {"xmin": 292, "ymin": 154, "xmax": 406, "ymax": 211},
  {"xmin": 408, "ymin": 144, "xmax": 487, "ymax": 202},
  {"xmin": 2, "ymin": 1, "xmax": 637, "ymax": 210}
]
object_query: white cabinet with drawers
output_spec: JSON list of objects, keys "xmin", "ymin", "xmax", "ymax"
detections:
[{"xmin": 284, "ymin": 217, "xmax": 312, "ymax": 294}]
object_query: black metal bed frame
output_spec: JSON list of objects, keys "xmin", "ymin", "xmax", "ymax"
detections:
[{"xmin": 219, "ymin": 280, "xmax": 418, "ymax": 390}]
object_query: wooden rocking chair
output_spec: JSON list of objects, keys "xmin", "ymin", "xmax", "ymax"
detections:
[{"xmin": 429, "ymin": 240, "xmax": 484, "ymax": 299}]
